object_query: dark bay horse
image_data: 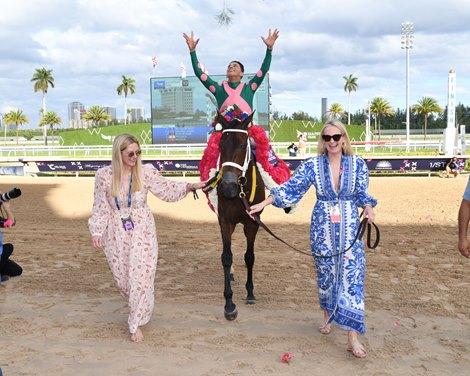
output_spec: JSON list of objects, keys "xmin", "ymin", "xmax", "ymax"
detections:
[{"xmin": 211, "ymin": 112, "xmax": 265, "ymax": 320}]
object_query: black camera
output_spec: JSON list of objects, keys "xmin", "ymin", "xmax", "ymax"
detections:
[{"xmin": 0, "ymin": 188, "xmax": 22, "ymax": 202}]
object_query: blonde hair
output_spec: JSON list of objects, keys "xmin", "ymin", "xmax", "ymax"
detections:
[
  {"xmin": 317, "ymin": 120, "xmax": 353, "ymax": 155},
  {"xmin": 111, "ymin": 133, "xmax": 143, "ymax": 197}
]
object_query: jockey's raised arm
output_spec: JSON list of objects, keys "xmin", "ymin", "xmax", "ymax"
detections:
[{"xmin": 182, "ymin": 29, "xmax": 279, "ymax": 114}]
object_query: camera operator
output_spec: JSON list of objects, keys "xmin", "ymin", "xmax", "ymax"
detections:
[{"xmin": 0, "ymin": 200, "xmax": 22, "ymax": 282}]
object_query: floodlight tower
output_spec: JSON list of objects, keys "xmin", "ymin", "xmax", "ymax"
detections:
[{"xmin": 401, "ymin": 21, "xmax": 414, "ymax": 153}]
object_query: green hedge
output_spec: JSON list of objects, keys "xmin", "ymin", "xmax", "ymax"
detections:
[
  {"xmin": 59, "ymin": 123, "xmax": 152, "ymax": 146},
  {"xmin": 55, "ymin": 121, "xmax": 366, "ymax": 146}
]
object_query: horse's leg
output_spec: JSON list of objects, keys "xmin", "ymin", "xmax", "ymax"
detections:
[
  {"xmin": 220, "ymin": 219, "xmax": 238, "ymax": 320},
  {"xmin": 243, "ymin": 221, "xmax": 259, "ymax": 305}
]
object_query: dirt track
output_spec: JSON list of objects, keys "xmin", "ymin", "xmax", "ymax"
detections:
[{"xmin": 1, "ymin": 175, "xmax": 469, "ymax": 375}]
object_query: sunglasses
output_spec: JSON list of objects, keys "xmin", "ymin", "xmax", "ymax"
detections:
[
  {"xmin": 124, "ymin": 150, "xmax": 142, "ymax": 158},
  {"xmin": 322, "ymin": 134, "xmax": 343, "ymax": 142}
]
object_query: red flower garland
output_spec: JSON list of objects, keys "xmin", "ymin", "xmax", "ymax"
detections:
[
  {"xmin": 199, "ymin": 125, "xmax": 291, "ymax": 212},
  {"xmin": 199, "ymin": 132, "xmax": 222, "ymax": 212},
  {"xmin": 200, "ymin": 131, "xmax": 222, "ymax": 182},
  {"xmin": 247, "ymin": 125, "xmax": 291, "ymax": 185}
]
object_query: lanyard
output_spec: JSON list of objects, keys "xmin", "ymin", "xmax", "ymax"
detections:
[{"xmin": 114, "ymin": 174, "xmax": 132, "ymax": 210}]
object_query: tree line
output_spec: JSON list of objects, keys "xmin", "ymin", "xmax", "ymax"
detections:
[
  {"xmin": 273, "ymin": 74, "xmax": 470, "ymax": 139},
  {"xmin": 5, "ymin": 70, "xmax": 470, "ymax": 145},
  {"xmin": 2, "ymin": 68, "xmax": 136, "ymax": 145},
  {"xmin": 274, "ymin": 103, "xmax": 470, "ymax": 133}
]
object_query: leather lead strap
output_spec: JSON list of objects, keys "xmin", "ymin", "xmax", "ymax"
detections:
[{"xmin": 241, "ymin": 196, "xmax": 380, "ymax": 259}]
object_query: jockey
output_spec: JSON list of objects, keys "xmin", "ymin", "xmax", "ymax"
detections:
[{"xmin": 183, "ymin": 29, "xmax": 291, "ymax": 211}]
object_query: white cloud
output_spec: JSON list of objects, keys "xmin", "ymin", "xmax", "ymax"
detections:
[{"xmin": 1, "ymin": 0, "xmax": 470, "ymax": 128}]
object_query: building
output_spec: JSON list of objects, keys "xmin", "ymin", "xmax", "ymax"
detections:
[
  {"xmin": 103, "ymin": 106, "xmax": 117, "ymax": 121},
  {"xmin": 160, "ymin": 87, "xmax": 194, "ymax": 114},
  {"xmin": 128, "ymin": 107, "xmax": 145, "ymax": 123},
  {"xmin": 68, "ymin": 101, "xmax": 85, "ymax": 128}
]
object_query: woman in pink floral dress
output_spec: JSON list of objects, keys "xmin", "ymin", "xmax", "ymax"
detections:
[{"xmin": 89, "ymin": 133, "xmax": 206, "ymax": 342}]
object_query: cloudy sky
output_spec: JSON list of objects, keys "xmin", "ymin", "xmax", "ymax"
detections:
[{"xmin": 1, "ymin": 0, "xmax": 469, "ymax": 129}]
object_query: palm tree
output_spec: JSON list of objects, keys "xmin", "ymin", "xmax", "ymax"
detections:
[
  {"xmin": 326, "ymin": 103, "xmax": 345, "ymax": 120},
  {"xmin": 3, "ymin": 109, "xmax": 29, "ymax": 145},
  {"xmin": 412, "ymin": 97, "xmax": 443, "ymax": 140},
  {"xmin": 116, "ymin": 75, "xmax": 136, "ymax": 125},
  {"xmin": 370, "ymin": 97, "xmax": 395, "ymax": 140},
  {"xmin": 31, "ymin": 68, "xmax": 55, "ymax": 145},
  {"xmin": 39, "ymin": 111, "xmax": 62, "ymax": 145},
  {"xmin": 343, "ymin": 74, "xmax": 358, "ymax": 125},
  {"xmin": 83, "ymin": 106, "xmax": 111, "ymax": 128}
]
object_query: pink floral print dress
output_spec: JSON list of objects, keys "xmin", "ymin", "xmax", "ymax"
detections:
[{"xmin": 88, "ymin": 164, "xmax": 190, "ymax": 334}]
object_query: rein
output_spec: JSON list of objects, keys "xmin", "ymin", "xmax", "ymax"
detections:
[
  {"xmin": 202, "ymin": 126, "xmax": 380, "ymax": 258},
  {"xmin": 240, "ymin": 195, "xmax": 380, "ymax": 258}
]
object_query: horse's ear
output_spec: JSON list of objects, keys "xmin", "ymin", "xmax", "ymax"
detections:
[
  {"xmin": 216, "ymin": 112, "xmax": 229, "ymax": 129},
  {"xmin": 243, "ymin": 111, "xmax": 255, "ymax": 127}
]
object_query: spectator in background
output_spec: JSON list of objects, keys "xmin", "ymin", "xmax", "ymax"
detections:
[
  {"xmin": 287, "ymin": 142, "xmax": 298, "ymax": 157},
  {"xmin": 298, "ymin": 132, "xmax": 308, "ymax": 157},
  {"xmin": 445, "ymin": 157, "xmax": 459, "ymax": 178}
]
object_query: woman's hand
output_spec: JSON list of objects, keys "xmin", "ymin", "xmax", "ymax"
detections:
[
  {"xmin": 246, "ymin": 196, "xmax": 274, "ymax": 220},
  {"xmin": 363, "ymin": 205, "xmax": 375, "ymax": 224},
  {"xmin": 261, "ymin": 28, "xmax": 280, "ymax": 49},
  {"xmin": 458, "ymin": 237, "xmax": 470, "ymax": 258},
  {"xmin": 92, "ymin": 235, "xmax": 103, "ymax": 249},
  {"xmin": 187, "ymin": 180, "xmax": 209, "ymax": 192},
  {"xmin": 197, "ymin": 180, "xmax": 210, "ymax": 190},
  {"xmin": 183, "ymin": 31, "xmax": 200, "ymax": 52}
]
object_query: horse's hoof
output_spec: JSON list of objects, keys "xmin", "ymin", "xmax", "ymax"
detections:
[
  {"xmin": 224, "ymin": 308, "xmax": 238, "ymax": 321},
  {"xmin": 245, "ymin": 297, "xmax": 257, "ymax": 305}
]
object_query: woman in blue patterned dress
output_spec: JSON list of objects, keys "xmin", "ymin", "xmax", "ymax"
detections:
[{"xmin": 248, "ymin": 120, "xmax": 377, "ymax": 358}]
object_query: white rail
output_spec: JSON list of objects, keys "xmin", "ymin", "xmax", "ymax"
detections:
[{"xmin": 0, "ymin": 140, "xmax": 457, "ymax": 160}]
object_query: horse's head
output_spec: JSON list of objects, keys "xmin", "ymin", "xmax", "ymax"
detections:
[{"xmin": 217, "ymin": 112, "xmax": 254, "ymax": 199}]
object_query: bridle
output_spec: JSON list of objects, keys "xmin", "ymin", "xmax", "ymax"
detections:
[
  {"xmin": 217, "ymin": 128, "xmax": 251, "ymax": 179},
  {"xmin": 203, "ymin": 128, "xmax": 257, "ymax": 203}
]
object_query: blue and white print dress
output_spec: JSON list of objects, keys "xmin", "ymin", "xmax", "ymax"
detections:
[{"xmin": 270, "ymin": 154, "xmax": 377, "ymax": 334}]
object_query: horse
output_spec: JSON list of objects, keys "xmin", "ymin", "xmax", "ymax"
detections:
[{"xmin": 210, "ymin": 112, "xmax": 266, "ymax": 320}]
